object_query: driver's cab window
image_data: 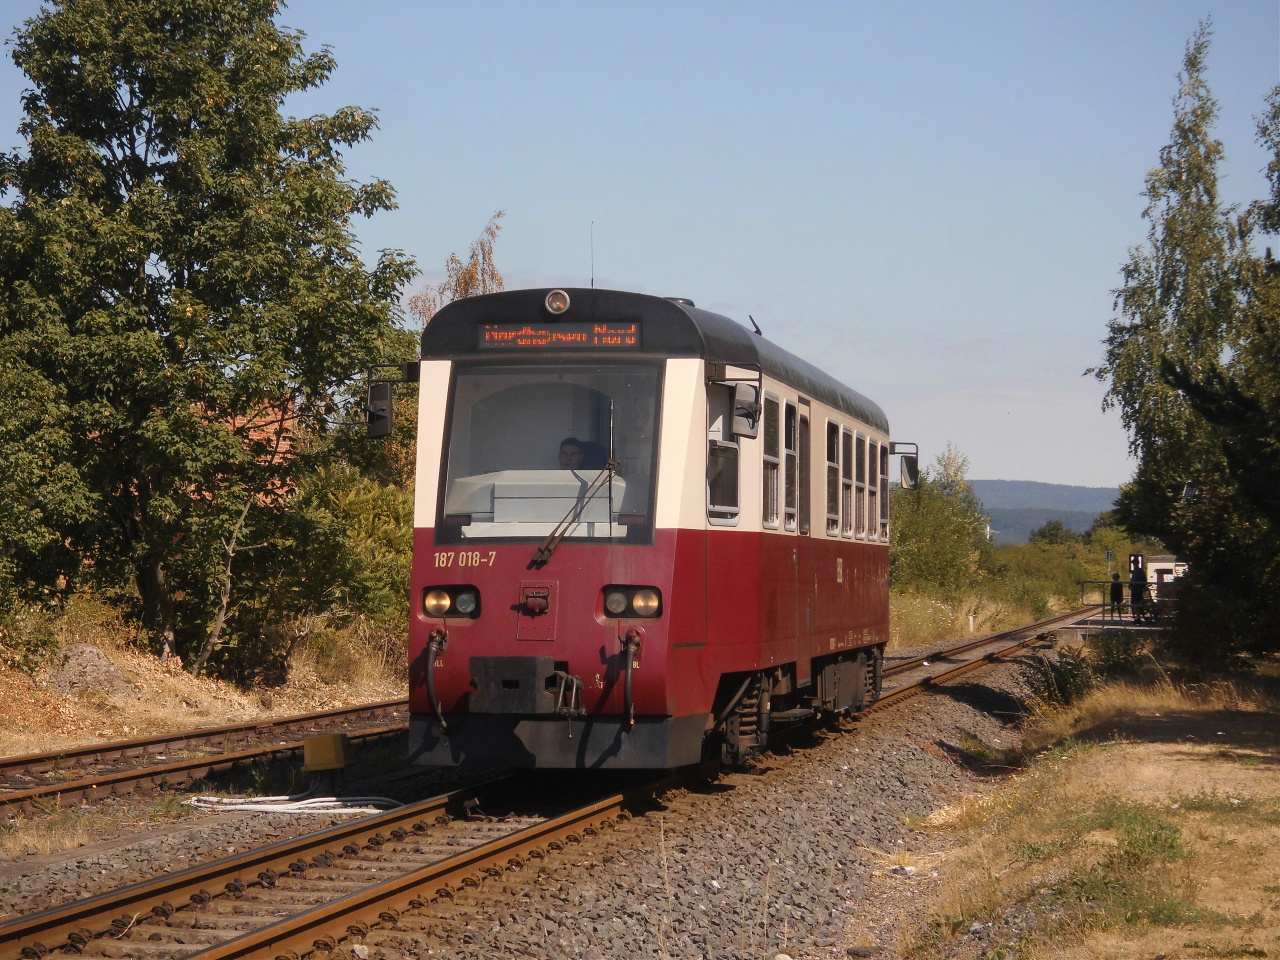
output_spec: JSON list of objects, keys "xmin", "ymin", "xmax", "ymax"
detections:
[
  {"xmin": 707, "ymin": 384, "xmax": 739, "ymax": 524},
  {"xmin": 439, "ymin": 362, "xmax": 660, "ymax": 543}
]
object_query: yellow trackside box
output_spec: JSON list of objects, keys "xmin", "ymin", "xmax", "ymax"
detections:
[{"xmin": 302, "ymin": 733, "xmax": 351, "ymax": 772}]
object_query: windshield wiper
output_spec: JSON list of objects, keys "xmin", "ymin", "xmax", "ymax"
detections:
[{"xmin": 530, "ymin": 460, "xmax": 620, "ymax": 567}]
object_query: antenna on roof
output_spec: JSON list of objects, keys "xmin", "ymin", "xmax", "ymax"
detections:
[
  {"xmin": 590, "ymin": 221, "xmax": 594, "ymax": 289},
  {"xmin": 749, "ymin": 315, "xmax": 763, "ymax": 336}
]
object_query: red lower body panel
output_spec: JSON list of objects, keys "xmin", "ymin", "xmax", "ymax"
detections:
[{"xmin": 408, "ymin": 527, "xmax": 887, "ymax": 767}]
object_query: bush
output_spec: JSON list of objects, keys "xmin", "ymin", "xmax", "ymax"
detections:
[
  {"xmin": 890, "ymin": 444, "xmax": 989, "ymax": 599},
  {"xmin": 1022, "ymin": 649, "xmax": 1096, "ymax": 714},
  {"xmin": 0, "ymin": 606, "xmax": 58, "ymax": 674},
  {"xmin": 195, "ymin": 462, "xmax": 414, "ymax": 681}
]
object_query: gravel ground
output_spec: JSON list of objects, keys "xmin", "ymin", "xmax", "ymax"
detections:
[
  {"xmin": 0, "ymin": 807, "xmax": 354, "ymax": 918},
  {"xmin": 1, "ymin": 649, "xmax": 1044, "ymax": 957}
]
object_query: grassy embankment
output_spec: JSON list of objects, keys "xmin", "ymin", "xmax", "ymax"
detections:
[
  {"xmin": 889, "ymin": 526, "xmax": 1152, "ymax": 650},
  {"xmin": 0, "ymin": 594, "xmax": 405, "ymax": 755},
  {"xmin": 0, "ymin": 594, "xmax": 409, "ymax": 862},
  {"xmin": 902, "ymin": 636, "xmax": 1280, "ymax": 959}
]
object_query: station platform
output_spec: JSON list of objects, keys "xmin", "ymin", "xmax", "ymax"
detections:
[{"xmin": 1052, "ymin": 605, "xmax": 1167, "ymax": 643}]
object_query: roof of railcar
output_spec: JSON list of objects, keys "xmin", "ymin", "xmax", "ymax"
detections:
[{"xmin": 421, "ymin": 288, "xmax": 889, "ymax": 433}]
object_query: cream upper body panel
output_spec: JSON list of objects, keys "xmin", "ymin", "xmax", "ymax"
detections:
[
  {"xmin": 654, "ymin": 358, "xmax": 706, "ymax": 530},
  {"xmin": 412, "ymin": 356, "xmax": 891, "ymax": 540},
  {"xmin": 413, "ymin": 360, "xmax": 453, "ymax": 529}
]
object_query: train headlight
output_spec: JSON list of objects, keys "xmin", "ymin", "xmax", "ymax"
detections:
[
  {"xmin": 423, "ymin": 590, "xmax": 452, "ymax": 617},
  {"xmin": 631, "ymin": 589, "xmax": 661, "ymax": 617},
  {"xmin": 604, "ymin": 589, "xmax": 629, "ymax": 616},
  {"xmin": 545, "ymin": 289, "xmax": 570, "ymax": 314},
  {"xmin": 454, "ymin": 590, "xmax": 478, "ymax": 615}
]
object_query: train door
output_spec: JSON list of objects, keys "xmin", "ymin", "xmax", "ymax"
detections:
[
  {"xmin": 795, "ymin": 401, "xmax": 813, "ymax": 686},
  {"xmin": 705, "ymin": 382, "xmax": 744, "ymax": 651}
]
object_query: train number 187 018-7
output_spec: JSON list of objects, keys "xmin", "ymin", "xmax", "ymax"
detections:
[{"xmin": 434, "ymin": 550, "xmax": 496, "ymax": 568}]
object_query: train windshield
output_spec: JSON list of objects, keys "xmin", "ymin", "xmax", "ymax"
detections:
[{"xmin": 438, "ymin": 362, "xmax": 662, "ymax": 543}]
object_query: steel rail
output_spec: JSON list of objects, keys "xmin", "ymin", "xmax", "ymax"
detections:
[
  {"xmin": 0, "ymin": 609, "xmax": 1087, "ymax": 814},
  {"xmin": 0, "ymin": 723, "xmax": 407, "ymax": 816},
  {"xmin": 882, "ymin": 607, "xmax": 1095, "ymax": 679},
  {"xmin": 0, "ymin": 699, "xmax": 409, "ymax": 779},
  {"xmin": 873, "ymin": 610, "xmax": 1088, "ymax": 710},
  {"xmin": 0, "ymin": 779, "xmax": 486, "ymax": 958},
  {"xmin": 0, "ymin": 767, "xmax": 686, "ymax": 960},
  {"xmin": 1, "ymin": 608, "xmax": 1085, "ymax": 783},
  {"xmin": 188, "ymin": 776, "xmax": 685, "ymax": 960}
]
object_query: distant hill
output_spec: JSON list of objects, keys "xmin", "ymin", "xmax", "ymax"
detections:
[
  {"xmin": 969, "ymin": 480, "xmax": 1119, "ymax": 546},
  {"xmin": 970, "ymin": 480, "xmax": 1119, "ymax": 513},
  {"xmin": 984, "ymin": 508, "xmax": 1102, "ymax": 546}
]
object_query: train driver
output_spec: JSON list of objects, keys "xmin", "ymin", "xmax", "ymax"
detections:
[{"xmin": 558, "ymin": 438, "xmax": 583, "ymax": 469}]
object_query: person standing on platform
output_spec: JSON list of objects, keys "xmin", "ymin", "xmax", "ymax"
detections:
[
  {"xmin": 1109, "ymin": 573, "xmax": 1125, "ymax": 620},
  {"xmin": 1130, "ymin": 568, "xmax": 1149, "ymax": 623}
]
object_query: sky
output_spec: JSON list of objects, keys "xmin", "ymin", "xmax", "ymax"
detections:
[{"xmin": 1, "ymin": 2, "xmax": 1277, "ymax": 487}]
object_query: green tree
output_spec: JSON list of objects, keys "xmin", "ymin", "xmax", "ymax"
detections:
[
  {"xmin": 0, "ymin": 349, "xmax": 88, "ymax": 606},
  {"xmin": 1093, "ymin": 22, "xmax": 1246, "ymax": 546},
  {"xmin": 1153, "ymin": 88, "xmax": 1280, "ymax": 649},
  {"xmin": 1094, "ymin": 23, "xmax": 1280, "ymax": 652},
  {"xmin": 1029, "ymin": 520, "xmax": 1079, "ymax": 546},
  {"xmin": 889, "ymin": 443, "xmax": 990, "ymax": 597},
  {"xmin": 0, "ymin": 0, "xmax": 415, "ymax": 671},
  {"xmin": 239, "ymin": 214, "xmax": 511, "ymax": 679}
]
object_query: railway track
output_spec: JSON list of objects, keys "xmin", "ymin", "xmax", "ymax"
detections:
[
  {"xmin": 0, "ymin": 609, "xmax": 1090, "ymax": 960},
  {"xmin": 0, "ymin": 610, "xmax": 1091, "ymax": 819},
  {"xmin": 873, "ymin": 607, "xmax": 1093, "ymax": 711},
  {"xmin": 0, "ymin": 608, "xmax": 1089, "ymax": 821},
  {"xmin": 882, "ymin": 607, "xmax": 1094, "ymax": 679},
  {"xmin": 0, "ymin": 701, "xmax": 409, "ymax": 817}
]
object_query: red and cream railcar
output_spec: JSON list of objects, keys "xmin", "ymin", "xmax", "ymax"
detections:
[{"xmin": 401, "ymin": 288, "xmax": 896, "ymax": 769}]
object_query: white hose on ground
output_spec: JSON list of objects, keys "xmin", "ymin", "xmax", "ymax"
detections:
[
  {"xmin": 194, "ymin": 788, "xmax": 319, "ymax": 804},
  {"xmin": 186, "ymin": 792, "xmax": 402, "ymax": 814}
]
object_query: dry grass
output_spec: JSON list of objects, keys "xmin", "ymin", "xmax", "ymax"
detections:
[
  {"xmin": 0, "ymin": 793, "xmax": 192, "ymax": 860},
  {"xmin": 903, "ymin": 673, "xmax": 1280, "ymax": 960},
  {"xmin": 863, "ymin": 846, "xmax": 948, "ymax": 875},
  {"xmin": 889, "ymin": 590, "xmax": 1036, "ymax": 650},
  {"xmin": 286, "ymin": 613, "xmax": 407, "ymax": 688},
  {"xmin": 0, "ymin": 595, "xmax": 407, "ymax": 759},
  {"xmin": 0, "ymin": 810, "xmax": 102, "ymax": 859},
  {"xmin": 916, "ymin": 794, "xmax": 994, "ymax": 832},
  {"xmin": 1022, "ymin": 674, "xmax": 1280, "ymax": 753}
]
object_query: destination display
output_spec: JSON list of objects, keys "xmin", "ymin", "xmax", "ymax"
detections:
[{"xmin": 478, "ymin": 322, "xmax": 640, "ymax": 350}]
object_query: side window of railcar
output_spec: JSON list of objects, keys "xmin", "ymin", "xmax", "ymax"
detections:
[
  {"xmin": 783, "ymin": 402, "xmax": 797, "ymax": 531},
  {"xmin": 880, "ymin": 443, "xmax": 890, "ymax": 540},
  {"xmin": 762, "ymin": 396, "xmax": 780, "ymax": 528},
  {"xmin": 706, "ymin": 384, "xmax": 739, "ymax": 524},
  {"xmin": 797, "ymin": 410, "xmax": 811, "ymax": 536},
  {"xmin": 825, "ymin": 421, "xmax": 840, "ymax": 536},
  {"xmin": 855, "ymin": 434, "xmax": 867, "ymax": 539},
  {"xmin": 841, "ymin": 429, "xmax": 853, "ymax": 537},
  {"xmin": 867, "ymin": 440, "xmax": 879, "ymax": 540}
]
